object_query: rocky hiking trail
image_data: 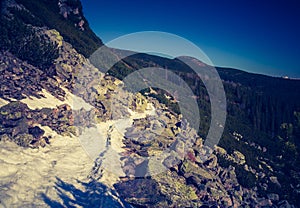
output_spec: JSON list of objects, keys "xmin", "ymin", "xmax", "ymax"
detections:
[
  {"xmin": 0, "ymin": 88, "xmax": 155, "ymax": 207},
  {"xmin": 1, "ymin": 0, "xmax": 296, "ymax": 205},
  {"xmin": 86, "ymin": 103, "xmax": 157, "ymax": 186}
]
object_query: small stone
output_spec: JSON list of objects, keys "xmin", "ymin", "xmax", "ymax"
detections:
[
  {"xmin": 13, "ymin": 133, "xmax": 34, "ymax": 147},
  {"xmin": 204, "ymin": 154, "xmax": 218, "ymax": 168}
]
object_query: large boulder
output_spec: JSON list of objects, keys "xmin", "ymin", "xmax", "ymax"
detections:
[
  {"xmin": 28, "ymin": 126, "xmax": 45, "ymax": 139},
  {"xmin": 153, "ymin": 170, "xmax": 200, "ymax": 207},
  {"xmin": 114, "ymin": 178, "xmax": 167, "ymax": 207},
  {"xmin": 180, "ymin": 160, "xmax": 213, "ymax": 180},
  {"xmin": 232, "ymin": 150, "xmax": 246, "ymax": 165}
]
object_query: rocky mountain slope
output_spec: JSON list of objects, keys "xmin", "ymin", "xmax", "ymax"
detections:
[
  {"xmin": 108, "ymin": 49, "xmax": 300, "ymax": 206},
  {"xmin": 0, "ymin": 0, "xmax": 299, "ymax": 207}
]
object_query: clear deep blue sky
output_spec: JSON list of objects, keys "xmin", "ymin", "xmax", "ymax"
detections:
[{"xmin": 81, "ymin": 0, "xmax": 300, "ymax": 78}]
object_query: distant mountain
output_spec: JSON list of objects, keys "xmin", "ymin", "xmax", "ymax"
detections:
[{"xmin": 0, "ymin": 0, "xmax": 299, "ymax": 207}]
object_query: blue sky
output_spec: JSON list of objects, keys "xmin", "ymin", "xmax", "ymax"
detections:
[{"xmin": 81, "ymin": 0, "xmax": 300, "ymax": 78}]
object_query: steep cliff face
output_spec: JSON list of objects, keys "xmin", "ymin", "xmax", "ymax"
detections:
[{"xmin": 0, "ymin": 0, "xmax": 299, "ymax": 207}]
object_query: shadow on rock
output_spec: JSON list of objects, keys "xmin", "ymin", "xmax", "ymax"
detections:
[
  {"xmin": 114, "ymin": 178, "xmax": 168, "ymax": 207},
  {"xmin": 41, "ymin": 177, "xmax": 132, "ymax": 208}
]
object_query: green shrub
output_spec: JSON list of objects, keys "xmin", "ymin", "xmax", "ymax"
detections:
[
  {"xmin": 15, "ymin": 0, "xmax": 103, "ymax": 57},
  {"xmin": 235, "ymin": 165, "xmax": 256, "ymax": 189},
  {"xmin": 8, "ymin": 7, "xmax": 43, "ymax": 27},
  {"xmin": 0, "ymin": 16, "xmax": 59, "ymax": 70}
]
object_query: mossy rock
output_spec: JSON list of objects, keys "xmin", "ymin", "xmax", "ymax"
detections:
[
  {"xmin": 132, "ymin": 93, "xmax": 148, "ymax": 113},
  {"xmin": 153, "ymin": 170, "xmax": 199, "ymax": 207},
  {"xmin": 46, "ymin": 29, "xmax": 63, "ymax": 47},
  {"xmin": 0, "ymin": 111, "xmax": 9, "ymax": 116},
  {"xmin": 96, "ymin": 94, "xmax": 106, "ymax": 101},
  {"xmin": 61, "ymin": 63, "xmax": 73, "ymax": 73},
  {"xmin": 210, "ymin": 187, "xmax": 223, "ymax": 199},
  {"xmin": 114, "ymin": 178, "xmax": 166, "ymax": 206},
  {"xmin": 0, "ymin": 134, "xmax": 11, "ymax": 142},
  {"xmin": 215, "ymin": 146, "xmax": 227, "ymax": 155},
  {"xmin": 232, "ymin": 150, "xmax": 246, "ymax": 165},
  {"xmin": 106, "ymin": 84, "xmax": 117, "ymax": 91},
  {"xmin": 180, "ymin": 160, "xmax": 213, "ymax": 180},
  {"xmin": 12, "ymin": 133, "xmax": 34, "ymax": 147},
  {"xmin": 7, "ymin": 111, "xmax": 22, "ymax": 120},
  {"xmin": 161, "ymin": 127, "xmax": 175, "ymax": 138},
  {"xmin": 67, "ymin": 126, "xmax": 79, "ymax": 136},
  {"xmin": 0, "ymin": 102, "xmax": 28, "ymax": 117},
  {"xmin": 147, "ymin": 148, "xmax": 164, "ymax": 157}
]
